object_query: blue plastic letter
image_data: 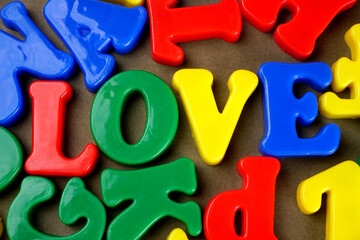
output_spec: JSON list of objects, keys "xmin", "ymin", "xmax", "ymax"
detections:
[
  {"xmin": 258, "ymin": 62, "xmax": 341, "ymax": 157},
  {"xmin": 0, "ymin": 1, "xmax": 75, "ymax": 127},
  {"xmin": 44, "ymin": 0, "xmax": 148, "ymax": 93}
]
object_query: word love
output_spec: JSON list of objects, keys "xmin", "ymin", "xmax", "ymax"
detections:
[{"xmin": 18, "ymin": 64, "xmax": 347, "ymax": 173}]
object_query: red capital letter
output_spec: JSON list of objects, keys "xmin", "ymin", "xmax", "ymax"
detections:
[
  {"xmin": 147, "ymin": 0, "xmax": 241, "ymax": 66},
  {"xmin": 204, "ymin": 156, "xmax": 280, "ymax": 240},
  {"xmin": 241, "ymin": 0, "xmax": 357, "ymax": 60},
  {"xmin": 25, "ymin": 81, "xmax": 98, "ymax": 177}
]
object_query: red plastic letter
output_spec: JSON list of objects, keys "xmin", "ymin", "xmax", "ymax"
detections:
[
  {"xmin": 204, "ymin": 156, "xmax": 280, "ymax": 240},
  {"xmin": 25, "ymin": 81, "xmax": 98, "ymax": 177},
  {"xmin": 241, "ymin": 0, "xmax": 357, "ymax": 60},
  {"xmin": 147, "ymin": 0, "xmax": 241, "ymax": 66}
]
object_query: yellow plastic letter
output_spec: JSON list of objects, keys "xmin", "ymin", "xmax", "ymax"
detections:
[
  {"xmin": 167, "ymin": 228, "xmax": 188, "ymax": 240},
  {"xmin": 319, "ymin": 24, "xmax": 360, "ymax": 118},
  {"xmin": 297, "ymin": 160, "xmax": 360, "ymax": 240},
  {"xmin": 173, "ymin": 69, "xmax": 258, "ymax": 165},
  {"xmin": 104, "ymin": 0, "xmax": 144, "ymax": 8}
]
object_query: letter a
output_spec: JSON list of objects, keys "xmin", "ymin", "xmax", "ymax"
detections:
[
  {"xmin": 44, "ymin": 0, "xmax": 147, "ymax": 92},
  {"xmin": 0, "ymin": 2, "xmax": 74, "ymax": 126}
]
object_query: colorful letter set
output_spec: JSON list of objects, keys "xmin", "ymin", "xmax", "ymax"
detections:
[{"xmin": 0, "ymin": 0, "xmax": 360, "ymax": 239}]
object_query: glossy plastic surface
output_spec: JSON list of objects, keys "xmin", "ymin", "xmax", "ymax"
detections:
[
  {"xmin": 173, "ymin": 69, "xmax": 258, "ymax": 165},
  {"xmin": 44, "ymin": 0, "xmax": 148, "ymax": 93},
  {"xmin": 297, "ymin": 160, "xmax": 360, "ymax": 240},
  {"xmin": 147, "ymin": 0, "xmax": 241, "ymax": 66},
  {"xmin": 101, "ymin": 158, "xmax": 202, "ymax": 240},
  {"xmin": 167, "ymin": 228, "xmax": 188, "ymax": 240},
  {"xmin": 91, "ymin": 71, "xmax": 178, "ymax": 165},
  {"xmin": 319, "ymin": 24, "xmax": 360, "ymax": 119},
  {"xmin": 258, "ymin": 62, "xmax": 341, "ymax": 158},
  {"xmin": 25, "ymin": 81, "xmax": 99, "ymax": 177},
  {"xmin": 0, "ymin": 1, "xmax": 75, "ymax": 127},
  {"xmin": 0, "ymin": 127, "xmax": 22, "ymax": 192},
  {"xmin": 241, "ymin": 0, "xmax": 357, "ymax": 60},
  {"xmin": 204, "ymin": 156, "xmax": 279, "ymax": 240},
  {"xmin": 104, "ymin": 0, "xmax": 144, "ymax": 8},
  {"xmin": 7, "ymin": 177, "xmax": 106, "ymax": 240}
]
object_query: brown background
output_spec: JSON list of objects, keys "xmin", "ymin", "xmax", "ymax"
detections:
[{"xmin": 1, "ymin": 0, "xmax": 360, "ymax": 239}]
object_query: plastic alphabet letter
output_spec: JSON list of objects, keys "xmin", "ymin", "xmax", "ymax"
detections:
[
  {"xmin": 297, "ymin": 160, "xmax": 360, "ymax": 240},
  {"xmin": 173, "ymin": 69, "xmax": 258, "ymax": 165},
  {"xmin": 44, "ymin": 0, "xmax": 148, "ymax": 92},
  {"xmin": 25, "ymin": 81, "xmax": 99, "ymax": 177},
  {"xmin": 0, "ymin": 127, "xmax": 22, "ymax": 192},
  {"xmin": 101, "ymin": 158, "xmax": 202, "ymax": 240},
  {"xmin": 7, "ymin": 177, "xmax": 106, "ymax": 240},
  {"xmin": 319, "ymin": 24, "xmax": 360, "ymax": 119},
  {"xmin": 167, "ymin": 228, "xmax": 189, "ymax": 240},
  {"xmin": 241, "ymin": 0, "xmax": 357, "ymax": 60},
  {"xmin": 258, "ymin": 62, "xmax": 341, "ymax": 158},
  {"xmin": 0, "ymin": 1, "xmax": 75, "ymax": 127},
  {"xmin": 204, "ymin": 156, "xmax": 279, "ymax": 240},
  {"xmin": 102, "ymin": 0, "xmax": 144, "ymax": 8},
  {"xmin": 147, "ymin": 0, "xmax": 241, "ymax": 66},
  {"xmin": 91, "ymin": 71, "xmax": 178, "ymax": 165}
]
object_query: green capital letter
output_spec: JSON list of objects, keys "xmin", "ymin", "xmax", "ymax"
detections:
[
  {"xmin": 101, "ymin": 158, "xmax": 202, "ymax": 239},
  {"xmin": 91, "ymin": 70, "xmax": 178, "ymax": 165},
  {"xmin": 7, "ymin": 177, "xmax": 106, "ymax": 240}
]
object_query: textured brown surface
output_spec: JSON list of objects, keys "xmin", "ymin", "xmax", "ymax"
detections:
[{"xmin": 1, "ymin": 0, "xmax": 360, "ymax": 239}]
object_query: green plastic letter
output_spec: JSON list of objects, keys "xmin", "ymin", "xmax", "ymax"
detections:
[
  {"xmin": 101, "ymin": 158, "xmax": 202, "ymax": 240},
  {"xmin": 0, "ymin": 127, "xmax": 22, "ymax": 192},
  {"xmin": 91, "ymin": 70, "xmax": 179, "ymax": 165},
  {"xmin": 7, "ymin": 177, "xmax": 106, "ymax": 240}
]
